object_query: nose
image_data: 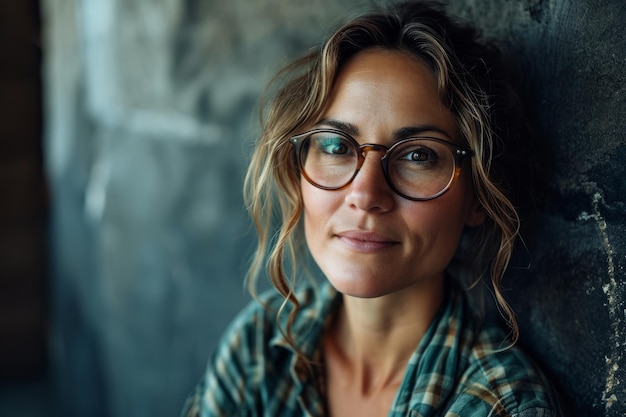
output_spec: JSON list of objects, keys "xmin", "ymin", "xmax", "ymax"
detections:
[{"xmin": 344, "ymin": 149, "xmax": 395, "ymax": 213}]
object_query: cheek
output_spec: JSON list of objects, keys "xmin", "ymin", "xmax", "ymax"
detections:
[
  {"xmin": 402, "ymin": 192, "xmax": 473, "ymax": 248},
  {"xmin": 301, "ymin": 182, "xmax": 340, "ymax": 241}
]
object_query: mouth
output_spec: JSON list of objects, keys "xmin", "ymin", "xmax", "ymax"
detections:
[{"xmin": 335, "ymin": 230, "xmax": 398, "ymax": 253}]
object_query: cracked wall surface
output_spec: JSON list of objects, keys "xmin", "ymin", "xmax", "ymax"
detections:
[
  {"xmin": 447, "ymin": 1, "xmax": 626, "ymax": 414},
  {"xmin": 43, "ymin": 0, "xmax": 625, "ymax": 416}
]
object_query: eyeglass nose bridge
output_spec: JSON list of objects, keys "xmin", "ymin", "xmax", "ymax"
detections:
[{"xmin": 355, "ymin": 143, "xmax": 390, "ymax": 170}]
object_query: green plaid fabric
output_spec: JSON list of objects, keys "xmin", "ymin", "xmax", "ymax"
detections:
[{"xmin": 182, "ymin": 281, "xmax": 558, "ymax": 417}]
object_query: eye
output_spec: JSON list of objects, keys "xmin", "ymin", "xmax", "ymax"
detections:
[
  {"xmin": 311, "ymin": 134, "xmax": 353, "ymax": 156},
  {"xmin": 400, "ymin": 146, "xmax": 438, "ymax": 163},
  {"xmin": 321, "ymin": 138, "xmax": 348, "ymax": 155}
]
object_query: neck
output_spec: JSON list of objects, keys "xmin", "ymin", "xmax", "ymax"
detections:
[{"xmin": 325, "ymin": 278, "xmax": 445, "ymax": 394}]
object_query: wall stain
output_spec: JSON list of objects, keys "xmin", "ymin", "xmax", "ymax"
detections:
[
  {"xmin": 526, "ymin": 0, "xmax": 550, "ymax": 23},
  {"xmin": 578, "ymin": 192, "xmax": 623, "ymax": 412}
]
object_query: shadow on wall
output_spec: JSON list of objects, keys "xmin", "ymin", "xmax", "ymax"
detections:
[
  {"xmin": 447, "ymin": 0, "xmax": 626, "ymax": 415},
  {"xmin": 1, "ymin": 0, "xmax": 620, "ymax": 417},
  {"xmin": 0, "ymin": 0, "xmax": 54, "ymax": 414}
]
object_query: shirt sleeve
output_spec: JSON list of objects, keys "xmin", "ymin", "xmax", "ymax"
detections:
[
  {"xmin": 511, "ymin": 408, "xmax": 555, "ymax": 417},
  {"xmin": 180, "ymin": 301, "xmax": 267, "ymax": 417},
  {"xmin": 179, "ymin": 350, "xmax": 244, "ymax": 417}
]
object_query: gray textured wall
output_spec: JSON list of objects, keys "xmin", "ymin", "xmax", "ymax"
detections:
[
  {"xmin": 42, "ymin": 0, "xmax": 625, "ymax": 416},
  {"xmin": 448, "ymin": 1, "xmax": 625, "ymax": 414}
]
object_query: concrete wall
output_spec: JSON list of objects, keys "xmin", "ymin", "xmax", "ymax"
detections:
[
  {"xmin": 42, "ymin": 0, "xmax": 625, "ymax": 416},
  {"xmin": 448, "ymin": 1, "xmax": 625, "ymax": 414}
]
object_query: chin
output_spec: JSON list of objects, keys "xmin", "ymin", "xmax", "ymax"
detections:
[{"xmin": 324, "ymin": 272, "xmax": 401, "ymax": 299}]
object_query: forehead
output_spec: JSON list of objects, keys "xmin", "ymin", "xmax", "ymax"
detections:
[
  {"xmin": 322, "ymin": 48, "xmax": 458, "ymax": 142},
  {"xmin": 338, "ymin": 48, "xmax": 435, "ymax": 82}
]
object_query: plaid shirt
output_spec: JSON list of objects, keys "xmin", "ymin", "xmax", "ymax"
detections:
[{"xmin": 182, "ymin": 281, "xmax": 558, "ymax": 417}]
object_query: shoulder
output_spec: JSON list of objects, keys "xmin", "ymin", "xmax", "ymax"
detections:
[
  {"xmin": 206, "ymin": 281, "xmax": 337, "ymax": 380},
  {"xmin": 181, "ymin": 284, "xmax": 328, "ymax": 417},
  {"xmin": 451, "ymin": 325, "xmax": 559, "ymax": 417},
  {"xmin": 215, "ymin": 284, "xmax": 320, "ymax": 358},
  {"xmin": 222, "ymin": 283, "xmax": 325, "ymax": 344}
]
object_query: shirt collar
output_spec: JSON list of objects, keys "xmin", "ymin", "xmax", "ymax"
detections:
[
  {"xmin": 397, "ymin": 280, "xmax": 478, "ymax": 415},
  {"xmin": 268, "ymin": 281, "xmax": 340, "ymax": 417},
  {"xmin": 268, "ymin": 280, "xmax": 340, "ymax": 354}
]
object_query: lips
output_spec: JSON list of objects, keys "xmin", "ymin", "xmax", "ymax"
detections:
[{"xmin": 335, "ymin": 230, "xmax": 398, "ymax": 253}]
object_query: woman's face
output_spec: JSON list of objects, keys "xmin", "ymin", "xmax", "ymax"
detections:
[{"xmin": 301, "ymin": 49, "xmax": 484, "ymax": 298}]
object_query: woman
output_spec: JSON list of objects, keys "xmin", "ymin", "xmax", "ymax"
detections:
[{"xmin": 183, "ymin": 1, "xmax": 559, "ymax": 416}]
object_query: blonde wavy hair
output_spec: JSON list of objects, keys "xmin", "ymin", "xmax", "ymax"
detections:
[{"xmin": 244, "ymin": 0, "xmax": 537, "ymax": 347}]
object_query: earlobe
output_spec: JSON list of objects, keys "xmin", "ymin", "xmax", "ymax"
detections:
[{"xmin": 465, "ymin": 201, "xmax": 486, "ymax": 227}]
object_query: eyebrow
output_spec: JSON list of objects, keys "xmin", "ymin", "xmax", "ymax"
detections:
[
  {"xmin": 315, "ymin": 118, "xmax": 359, "ymax": 136},
  {"xmin": 314, "ymin": 118, "xmax": 452, "ymax": 141}
]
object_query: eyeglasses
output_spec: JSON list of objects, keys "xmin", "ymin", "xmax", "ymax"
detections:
[{"xmin": 290, "ymin": 129, "xmax": 473, "ymax": 201}]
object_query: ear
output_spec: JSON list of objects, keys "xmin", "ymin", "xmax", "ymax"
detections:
[{"xmin": 465, "ymin": 199, "xmax": 486, "ymax": 227}]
